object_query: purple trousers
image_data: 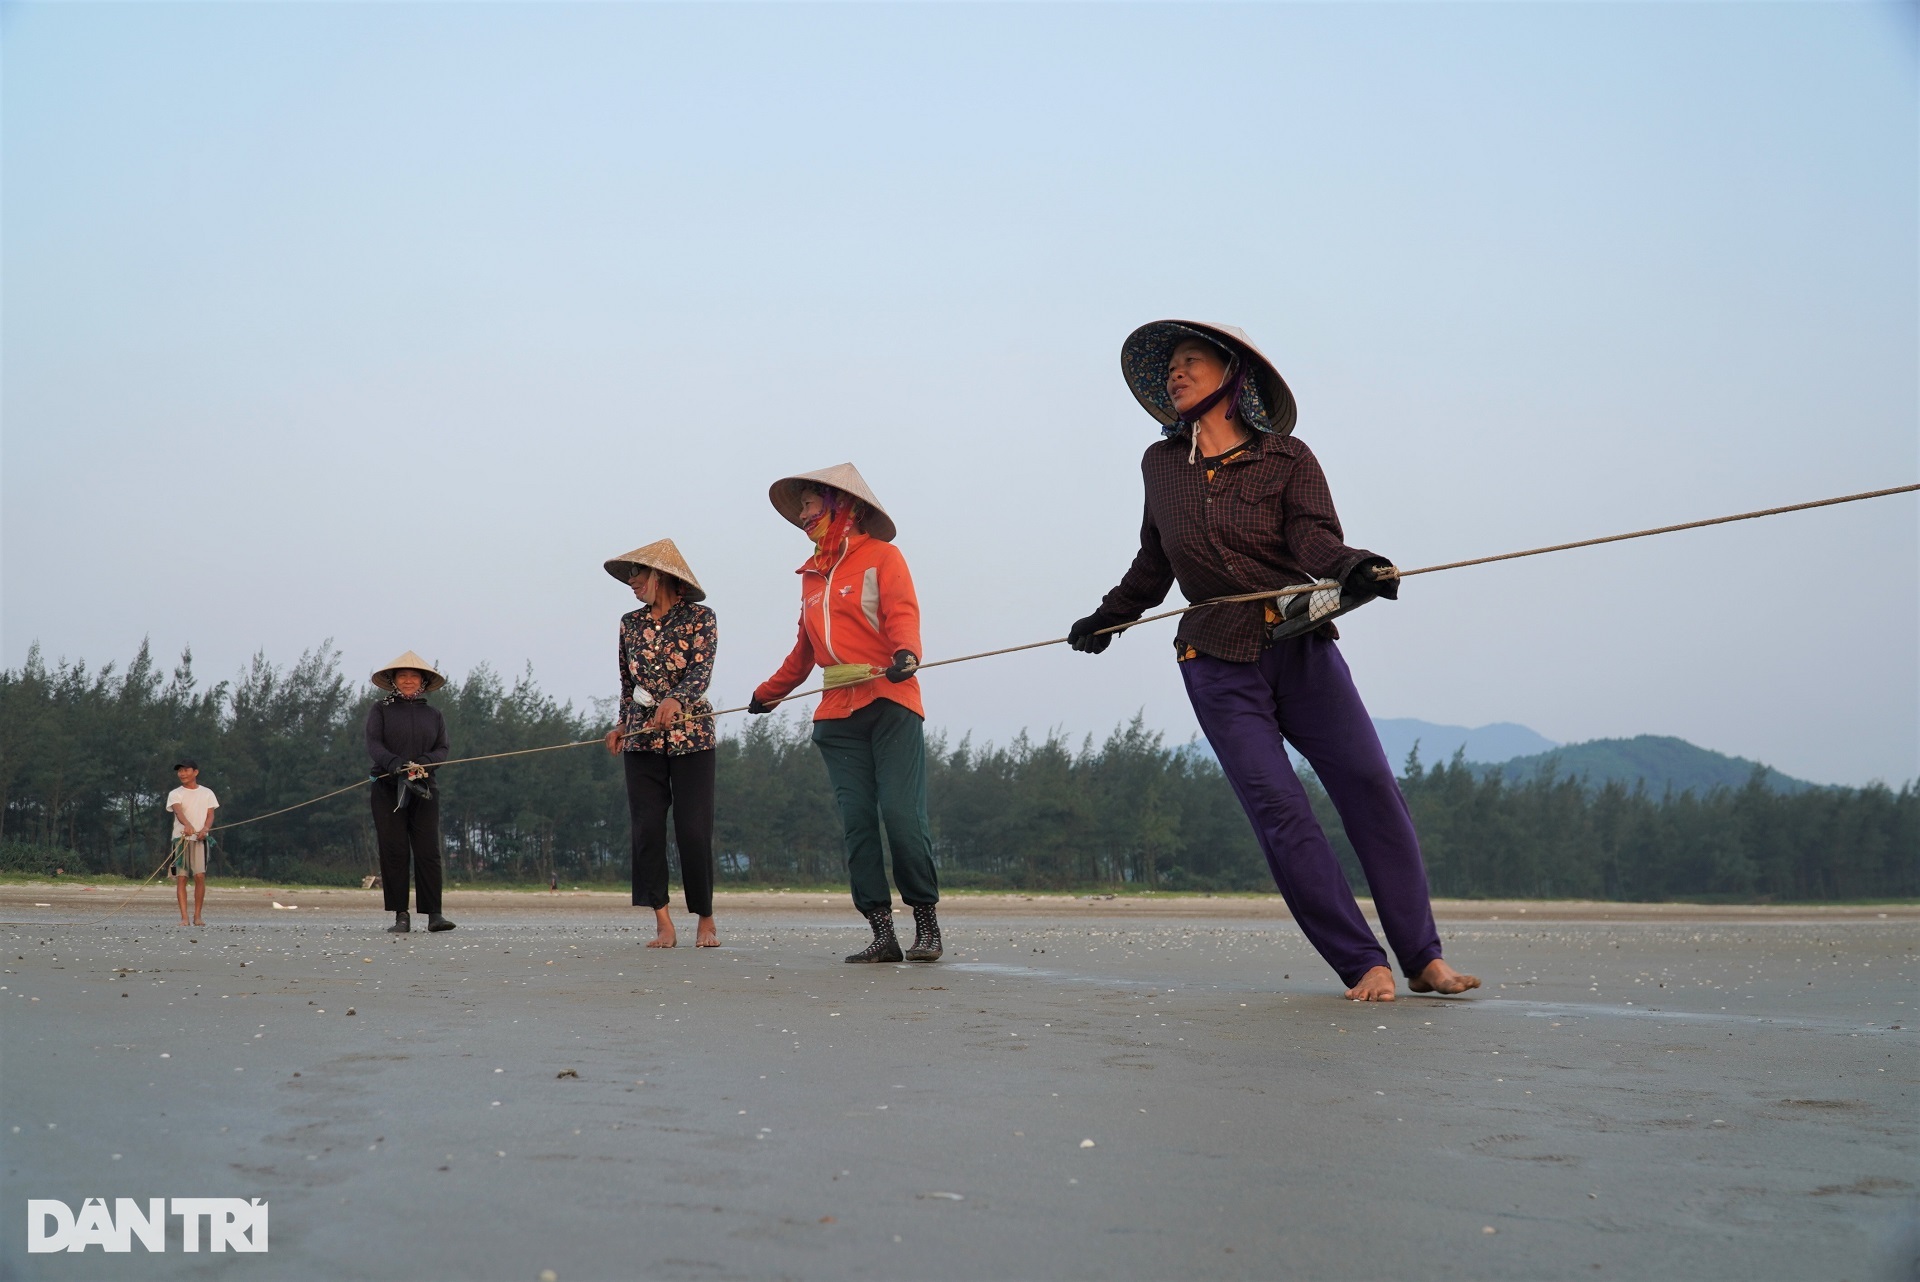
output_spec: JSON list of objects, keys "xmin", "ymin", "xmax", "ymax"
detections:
[{"xmin": 1180, "ymin": 633, "xmax": 1442, "ymax": 986}]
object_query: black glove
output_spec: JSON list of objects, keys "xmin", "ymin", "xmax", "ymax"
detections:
[
  {"xmin": 402, "ymin": 762, "xmax": 434, "ymax": 801},
  {"xmin": 1345, "ymin": 557, "xmax": 1399, "ymax": 602},
  {"xmin": 884, "ymin": 650, "xmax": 919, "ymax": 683},
  {"xmin": 1068, "ymin": 609, "xmax": 1128, "ymax": 654},
  {"xmin": 388, "ymin": 763, "xmax": 426, "ymax": 811},
  {"xmin": 747, "ymin": 695, "xmax": 776, "ymax": 715}
]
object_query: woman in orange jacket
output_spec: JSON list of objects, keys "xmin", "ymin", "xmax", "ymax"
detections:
[{"xmin": 749, "ymin": 463, "xmax": 942, "ymax": 963}]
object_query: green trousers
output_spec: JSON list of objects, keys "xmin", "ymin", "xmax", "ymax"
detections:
[{"xmin": 811, "ymin": 698, "xmax": 940, "ymax": 916}]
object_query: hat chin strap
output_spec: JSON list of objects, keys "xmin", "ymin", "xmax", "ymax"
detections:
[{"xmin": 1177, "ymin": 357, "xmax": 1246, "ymax": 462}]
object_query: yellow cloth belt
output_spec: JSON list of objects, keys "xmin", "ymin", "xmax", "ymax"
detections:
[{"xmin": 822, "ymin": 663, "xmax": 878, "ymax": 689}]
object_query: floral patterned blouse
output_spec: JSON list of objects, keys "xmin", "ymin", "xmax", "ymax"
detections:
[{"xmin": 618, "ymin": 600, "xmax": 717, "ymax": 756}]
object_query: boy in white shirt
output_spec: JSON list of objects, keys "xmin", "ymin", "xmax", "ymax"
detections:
[{"xmin": 166, "ymin": 760, "xmax": 219, "ymax": 926}]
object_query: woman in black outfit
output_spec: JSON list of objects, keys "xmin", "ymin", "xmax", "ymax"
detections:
[
  {"xmin": 600, "ymin": 540, "xmax": 720, "ymax": 949},
  {"xmin": 365, "ymin": 650, "xmax": 455, "ymax": 934}
]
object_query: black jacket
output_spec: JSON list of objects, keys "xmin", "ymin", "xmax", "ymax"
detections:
[
  {"xmin": 1098, "ymin": 434, "xmax": 1376, "ymax": 662},
  {"xmin": 364, "ymin": 698, "xmax": 450, "ymax": 776}
]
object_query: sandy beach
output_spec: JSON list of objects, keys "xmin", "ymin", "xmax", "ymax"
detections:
[{"xmin": 3, "ymin": 886, "xmax": 1912, "ymax": 1279}]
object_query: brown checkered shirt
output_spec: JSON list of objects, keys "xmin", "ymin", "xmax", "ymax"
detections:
[{"xmin": 1098, "ymin": 432, "xmax": 1377, "ymax": 663}]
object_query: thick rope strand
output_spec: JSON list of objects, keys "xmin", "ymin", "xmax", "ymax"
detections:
[
  {"xmin": 90, "ymin": 845, "xmax": 186, "ymax": 925},
  {"xmin": 211, "ymin": 779, "xmax": 374, "ymax": 833},
  {"xmin": 1383, "ymin": 483, "xmax": 1918, "ymax": 580},
  {"xmin": 206, "ymin": 738, "xmax": 620, "ymax": 835}
]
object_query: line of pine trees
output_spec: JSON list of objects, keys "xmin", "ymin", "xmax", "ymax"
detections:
[{"xmin": 2, "ymin": 642, "xmax": 1912, "ymax": 900}]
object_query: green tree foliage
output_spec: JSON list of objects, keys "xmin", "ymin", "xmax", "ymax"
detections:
[
  {"xmin": 0, "ymin": 641, "xmax": 221, "ymax": 876},
  {"xmin": 2, "ymin": 644, "xmax": 1912, "ymax": 899},
  {"xmin": 1398, "ymin": 748, "xmax": 1919, "ymax": 901}
]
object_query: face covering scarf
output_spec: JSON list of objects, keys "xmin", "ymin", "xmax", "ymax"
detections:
[
  {"xmin": 804, "ymin": 491, "xmax": 860, "ymax": 571},
  {"xmin": 1175, "ymin": 353, "xmax": 1249, "ymax": 463}
]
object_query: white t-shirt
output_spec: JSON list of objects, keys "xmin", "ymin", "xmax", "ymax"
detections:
[{"xmin": 165, "ymin": 785, "xmax": 220, "ymax": 838}]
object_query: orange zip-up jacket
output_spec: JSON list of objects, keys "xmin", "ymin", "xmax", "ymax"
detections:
[{"xmin": 754, "ymin": 532, "xmax": 924, "ymax": 721}]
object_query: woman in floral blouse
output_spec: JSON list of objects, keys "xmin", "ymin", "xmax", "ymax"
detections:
[{"xmin": 600, "ymin": 539, "xmax": 720, "ymax": 948}]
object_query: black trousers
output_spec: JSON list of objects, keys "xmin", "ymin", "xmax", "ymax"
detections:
[
  {"xmin": 371, "ymin": 781, "xmax": 442, "ymax": 915},
  {"xmin": 624, "ymin": 749, "xmax": 716, "ymax": 916}
]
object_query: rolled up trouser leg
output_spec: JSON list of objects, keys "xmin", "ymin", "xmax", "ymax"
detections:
[
  {"xmin": 173, "ymin": 839, "xmax": 207, "ymax": 877},
  {"xmin": 1273, "ymin": 635, "xmax": 1441, "ymax": 978},
  {"xmin": 1180, "ymin": 650, "xmax": 1390, "ymax": 987},
  {"xmin": 812, "ymin": 706, "xmax": 892, "ymax": 918}
]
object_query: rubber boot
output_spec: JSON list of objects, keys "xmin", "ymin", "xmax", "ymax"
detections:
[
  {"xmin": 427, "ymin": 913, "xmax": 456, "ymax": 932},
  {"xmin": 904, "ymin": 903, "xmax": 943, "ymax": 962},
  {"xmin": 845, "ymin": 908, "xmax": 903, "ymax": 963},
  {"xmin": 386, "ymin": 910, "xmax": 410, "ymax": 934}
]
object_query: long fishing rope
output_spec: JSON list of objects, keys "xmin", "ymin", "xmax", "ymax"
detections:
[
  {"xmin": 1383, "ymin": 483, "xmax": 1919, "ymax": 579},
  {"xmin": 211, "ymin": 779, "xmax": 381, "ymax": 834},
  {"xmin": 78, "ymin": 480, "xmax": 1916, "ymax": 924},
  {"xmin": 734, "ymin": 482, "xmax": 1920, "ymax": 700},
  {"xmin": 91, "ymin": 845, "xmax": 186, "ymax": 926},
  {"xmin": 82, "ymin": 743, "xmax": 625, "ymax": 921}
]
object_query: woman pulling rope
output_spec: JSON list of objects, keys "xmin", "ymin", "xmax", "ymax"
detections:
[
  {"xmin": 365, "ymin": 652, "xmax": 456, "ymax": 934},
  {"xmin": 1068, "ymin": 320, "xmax": 1479, "ymax": 1003},
  {"xmin": 600, "ymin": 538, "xmax": 722, "ymax": 949},
  {"xmin": 748, "ymin": 464, "xmax": 943, "ymax": 964}
]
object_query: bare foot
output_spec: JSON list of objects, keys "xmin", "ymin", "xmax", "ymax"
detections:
[
  {"xmin": 192, "ymin": 918, "xmax": 205, "ymax": 927},
  {"xmin": 1408, "ymin": 958, "xmax": 1481, "ymax": 995},
  {"xmin": 179, "ymin": 917, "xmax": 191, "ymax": 926},
  {"xmin": 694, "ymin": 917, "xmax": 720, "ymax": 948},
  {"xmin": 646, "ymin": 907, "xmax": 676, "ymax": 948},
  {"xmin": 1345, "ymin": 965, "xmax": 1397, "ymax": 1002}
]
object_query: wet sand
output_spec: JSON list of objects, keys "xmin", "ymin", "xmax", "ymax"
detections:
[
  {"xmin": 3, "ymin": 887, "xmax": 1913, "ymax": 1280},
  {"xmin": 11, "ymin": 881, "xmax": 1916, "ymax": 921}
]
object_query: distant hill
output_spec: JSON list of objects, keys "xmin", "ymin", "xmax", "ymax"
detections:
[
  {"xmin": 1479, "ymin": 735, "xmax": 1818, "ymax": 796},
  {"xmin": 1373, "ymin": 718, "xmax": 1559, "ymax": 767},
  {"xmin": 1181, "ymin": 722, "xmax": 1821, "ymax": 797}
]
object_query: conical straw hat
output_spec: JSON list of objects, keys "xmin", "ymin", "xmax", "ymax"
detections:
[
  {"xmin": 767, "ymin": 463, "xmax": 897, "ymax": 543},
  {"xmin": 1120, "ymin": 319, "xmax": 1297, "ymax": 438},
  {"xmin": 602, "ymin": 538, "xmax": 706, "ymax": 602},
  {"xmin": 371, "ymin": 650, "xmax": 448, "ymax": 693}
]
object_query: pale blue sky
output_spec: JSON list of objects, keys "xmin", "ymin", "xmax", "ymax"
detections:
[{"xmin": 4, "ymin": 2, "xmax": 1915, "ymax": 786}]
